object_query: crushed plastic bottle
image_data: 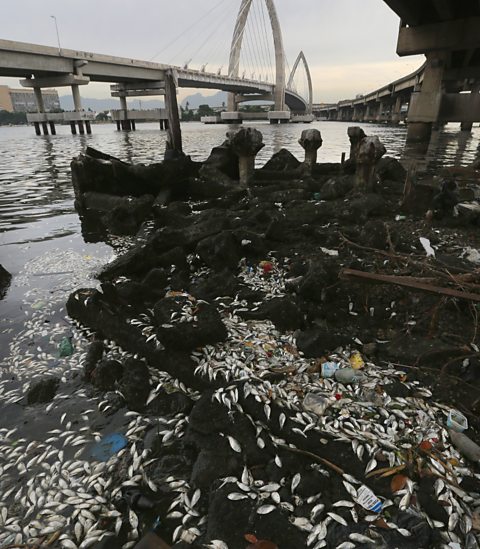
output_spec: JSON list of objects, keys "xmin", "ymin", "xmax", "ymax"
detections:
[
  {"xmin": 334, "ymin": 367, "xmax": 365, "ymax": 384},
  {"xmin": 303, "ymin": 393, "xmax": 331, "ymax": 416},
  {"xmin": 449, "ymin": 430, "xmax": 480, "ymax": 463}
]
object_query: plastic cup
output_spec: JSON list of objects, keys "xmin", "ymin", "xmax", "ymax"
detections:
[{"xmin": 446, "ymin": 410, "xmax": 468, "ymax": 432}]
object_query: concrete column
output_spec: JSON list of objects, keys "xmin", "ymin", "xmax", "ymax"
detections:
[
  {"xmin": 85, "ymin": 120, "xmax": 92, "ymax": 134},
  {"xmin": 365, "ymin": 104, "xmax": 371, "ymax": 122},
  {"xmin": 226, "ymin": 127, "xmax": 264, "ymax": 187},
  {"xmin": 376, "ymin": 102, "xmax": 384, "ymax": 122},
  {"xmin": 131, "ymin": 120, "xmax": 136, "ymax": 131},
  {"xmin": 116, "ymin": 121, "xmax": 121, "ymax": 131},
  {"xmin": 78, "ymin": 121, "xmax": 85, "ymax": 135},
  {"xmin": 34, "ymin": 88, "xmax": 45, "ymax": 113},
  {"xmin": 49, "ymin": 122, "xmax": 56, "ymax": 135},
  {"xmin": 391, "ymin": 96, "xmax": 402, "ymax": 124},
  {"xmin": 355, "ymin": 136, "xmax": 386, "ymax": 192},
  {"xmin": 70, "ymin": 121, "xmax": 77, "ymax": 134},
  {"xmin": 71, "ymin": 85, "xmax": 82, "ymax": 111},
  {"xmin": 119, "ymin": 95, "xmax": 128, "ymax": 130},
  {"xmin": 34, "ymin": 122, "xmax": 41, "ymax": 136},
  {"xmin": 41, "ymin": 122, "xmax": 49, "ymax": 135},
  {"xmin": 347, "ymin": 126, "xmax": 366, "ymax": 160},
  {"xmin": 406, "ymin": 52, "xmax": 448, "ymax": 143},
  {"xmin": 461, "ymin": 121, "xmax": 473, "ymax": 132},
  {"xmin": 159, "ymin": 119, "xmax": 164, "ymax": 130},
  {"xmin": 299, "ymin": 129, "xmax": 322, "ymax": 174}
]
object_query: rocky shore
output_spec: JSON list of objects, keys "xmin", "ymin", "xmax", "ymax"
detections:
[{"xmin": 58, "ymin": 127, "xmax": 480, "ymax": 548}]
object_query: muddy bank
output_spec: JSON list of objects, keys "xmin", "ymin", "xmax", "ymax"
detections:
[{"xmin": 65, "ymin": 128, "xmax": 480, "ymax": 548}]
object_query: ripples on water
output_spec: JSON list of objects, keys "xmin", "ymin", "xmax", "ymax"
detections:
[
  {"xmin": 0, "ymin": 120, "xmax": 480, "ymax": 545},
  {"xmin": 1, "ymin": 121, "xmax": 480, "ymax": 242}
]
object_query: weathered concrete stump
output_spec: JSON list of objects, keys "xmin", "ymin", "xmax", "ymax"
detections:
[
  {"xmin": 347, "ymin": 126, "xmax": 366, "ymax": 160},
  {"xmin": 226, "ymin": 128, "xmax": 264, "ymax": 187},
  {"xmin": 355, "ymin": 136, "xmax": 386, "ymax": 192},
  {"xmin": 298, "ymin": 129, "xmax": 322, "ymax": 174}
]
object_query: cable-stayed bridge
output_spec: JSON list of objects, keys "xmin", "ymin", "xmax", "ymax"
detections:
[{"xmin": 0, "ymin": 0, "xmax": 314, "ymax": 135}]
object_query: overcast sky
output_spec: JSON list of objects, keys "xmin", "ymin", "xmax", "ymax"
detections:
[{"xmin": 1, "ymin": 0, "xmax": 423, "ymax": 103}]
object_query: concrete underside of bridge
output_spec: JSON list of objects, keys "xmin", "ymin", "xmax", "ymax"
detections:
[{"xmin": 383, "ymin": 2, "xmax": 480, "ymax": 142}]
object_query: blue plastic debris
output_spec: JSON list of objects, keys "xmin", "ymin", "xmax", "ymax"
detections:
[{"xmin": 91, "ymin": 433, "xmax": 127, "ymax": 461}]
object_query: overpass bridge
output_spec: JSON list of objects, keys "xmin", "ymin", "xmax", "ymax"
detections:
[
  {"xmin": 0, "ymin": 0, "xmax": 313, "ymax": 138},
  {"xmin": 385, "ymin": 0, "xmax": 480, "ymax": 141},
  {"xmin": 314, "ymin": 1, "xmax": 480, "ymax": 143}
]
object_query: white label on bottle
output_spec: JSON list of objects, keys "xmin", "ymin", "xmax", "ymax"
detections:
[{"xmin": 356, "ymin": 485, "xmax": 383, "ymax": 513}]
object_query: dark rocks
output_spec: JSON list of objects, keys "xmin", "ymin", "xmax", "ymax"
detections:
[
  {"xmin": 339, "ymin": 193, "xmax": 386, "ymax": 224},
  {"xmin": 317, "ymin": 175, "xmax": 353, "ymax": 200},
  {"xmin": 196, "ymin": 230, "xmax": 241, "ymax": 270},
  {"xmin": 92, "ymin": 359, "xmax": 124, "ymax": 391},
  {"xmin": 142, "ymin": 268, "xmax": 169, "ymax": 292},
  {"xmin": 120, "ymin": 358, "xmax": 151, "ymax": 411},
  {"xmin": 84, "ymin": 340, "xmax": 105, "ymax": 381},
  {"xmin": 376, "ymin": 156, "xmax": 407, "ymax": 183},
  {"xmin": 0, "ymin": 264, "xmax": 12, "ymax": 300},
  {"xmin": 154, "ymin": 297, "xmax": 227, "ymax": 351},
  {"xmin": 190, "ymin": 449, "xmax": 242, "ymax": 489},
  {"xmin": 189, "ymin": 269, "xmax": 240, "ymax": 301},
  {"xmin": 238, "ymin": 297, "xmax": 303, "ymax": 331},
  {"xmin": 261, "ymin": 148, "xmax": 301, "ymax": 172},
  {"xmin": 27, "ymin": 377, "xmax": 60, "ymax": 404},
  {"xmin": 295, "ymin": 329, "xmax": 350, "ymax": 358}
]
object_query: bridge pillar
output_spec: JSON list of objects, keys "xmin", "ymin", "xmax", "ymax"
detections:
[
  {"xmin": 33, "ymin": 88, "xmax": 48, "ymax": 135},
  {"xmin": 376, "ymin": 101, "xmax": 385, "ymax": 122},
  {"xmin": 119, "ymin": 95, "xmax": 132, "ymax": 131},
  {"xmin": 71, "ymin": 84, "xmax": 86, "ymax": 135},
  {"xmin": 406, "ymin": 52, "xmax": 447, "ymax": 143},
  {"xmin": 390, "ymin": 96, "xmax": 402, "ymax": 124}
]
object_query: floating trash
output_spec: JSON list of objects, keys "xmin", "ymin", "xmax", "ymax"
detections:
[
  {"xmin": 58, "ymin": 335, "xmax": 74, "ymax": 357},
  {"xmin": 91, "ymin": 432, "xmax": 128, "ymax": 461}
]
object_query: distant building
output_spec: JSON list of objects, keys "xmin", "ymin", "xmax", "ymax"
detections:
[{"xmin": 0, "ymin": 85, "xmax": 60, "ymax": 113}]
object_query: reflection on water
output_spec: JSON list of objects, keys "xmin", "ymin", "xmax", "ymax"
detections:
[{"xmin": 1, "ymin": 121, "xmax": 480, "ymax": 245}]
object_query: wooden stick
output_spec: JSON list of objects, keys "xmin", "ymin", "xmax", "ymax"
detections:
[
  {"xmin": 340, "ymin": 268, "xmax": 480, "ymax": 302},
  {"xmin": 277, "ymin": 443, "xmax": 345, "ymax": 475}
]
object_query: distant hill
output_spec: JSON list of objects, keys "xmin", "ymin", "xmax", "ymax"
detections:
[
  {"xmin": 59, "ymin": 90, "xmax": 227, "ymax": 112},
  {"xmin": 181, "ymin": 91, "xmax": 227, "ymax": 109}
]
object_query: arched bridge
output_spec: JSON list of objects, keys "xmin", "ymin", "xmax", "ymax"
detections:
[{"xmin": 0, "ymin": 0, "xmax": 314, "ymax": 133}]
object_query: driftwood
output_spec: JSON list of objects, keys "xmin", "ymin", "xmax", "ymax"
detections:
[{"xmin": 339, "ymin": 268, "xmax": 480, "ymax": 302}]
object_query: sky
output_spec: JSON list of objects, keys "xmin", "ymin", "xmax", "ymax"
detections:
[{"xmin": 0, "ymin": 0, "xmax": 424, "ymax": 104}]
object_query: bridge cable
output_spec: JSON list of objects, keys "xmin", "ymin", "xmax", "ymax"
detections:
[
  {"xmin": 149, "ymin": 0, "xmax": 227, "ymax": 62},
  {"xmin": 243, "ymin": 2, "xmax": 265, "ymax": 82},
  {"xmin": 254, "ymin": 0, "xmax": 272, "ymax": 82},
  {"xmin": 253, "ymin": 0, "xmax": 272, "ymax": 82},
  {"xmin": 258, "ymin": 0, "xmax": 275, "ymax": 82},
  {"xmin": 200, "ymin": 4, "xmax": 238, "ymax": 72},
  {"xmin": 192, "ymin": 3, "xmax": 235, "ymax": 69},
  {"xmin": 168, "ymin": 0, "xmax": 233, "ymax": 67}
]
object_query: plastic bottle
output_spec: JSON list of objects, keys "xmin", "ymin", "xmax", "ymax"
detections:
[
  {"xmin": 449, "ymin": 430, "xmax": 480, "ymax": 463},
  {"xmin": 334, "ymin": 367, "xmax": 365, "ymax": 384},
  {"xmin": 303, "ymin": 393, "xmax": 331, "ymax": 415}
]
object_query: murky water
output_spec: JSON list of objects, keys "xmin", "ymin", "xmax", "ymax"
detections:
[
  {"xmin": 1, "ymin": 120, "xmax": 480, "ymax": 362},
  {"xmin": 0, "ymin": 120, "xmax": 480, "ymax": 546}
]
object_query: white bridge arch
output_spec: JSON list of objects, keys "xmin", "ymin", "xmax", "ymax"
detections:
[{"xmin": 227, "ymin": 0, "xmax": 312, "ymax": 114}]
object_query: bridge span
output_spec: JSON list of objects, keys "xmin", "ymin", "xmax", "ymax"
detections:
[{"xmin": 0, "ymin": 0, "xmax": 313, "ymax": 138}]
